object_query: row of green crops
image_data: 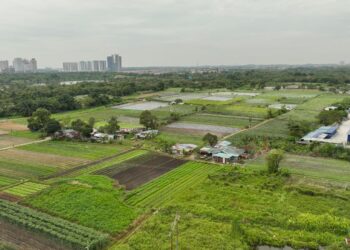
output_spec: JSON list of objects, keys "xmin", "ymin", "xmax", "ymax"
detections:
[
  {"xmin": 126, "ymin": 161, "xmax": 223, "ymax": 208},
  {"xmin": 0, "ymin": 200, "xmax": 109, "ymax": 250},
  {"xmin": 0, "ymin": 176, "xmax": 17, "ymax": 188},
  {"xmin": 3, "ymin": 182, "xmax": 48, "ymax": 197}
]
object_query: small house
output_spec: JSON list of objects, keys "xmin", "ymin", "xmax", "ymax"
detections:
[
  {"xmin": 91, "ymin": 132, "xmax": 115, "ymax": 142},
  {"xmin": 136, "ymin": 130, "xmax": 159, "ymax": 139},
  {"xmin": 212, "ymin": 146, "xmax": 245, "ymax": 164},
  {"xmin": 172, "ymin": 144, "xmax": 197, "ymax": 155},
  {"xmin": 54, "ymin": 129, "xmax": 80, "ymax": 139}
]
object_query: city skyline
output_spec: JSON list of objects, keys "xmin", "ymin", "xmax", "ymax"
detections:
[
  {"xmin": 0, "ymin": 0, "xmax": 349, "ymax": 68},
  {"xmin": 62, "ymin": 54, "xmax": 122, "ymax": 72}
]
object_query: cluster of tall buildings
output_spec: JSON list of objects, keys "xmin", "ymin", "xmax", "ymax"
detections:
[
  {"xmin": 0, "ymin": 58, "xmax": 37, "ymax": 73},
  {"xmin": 62, "ymin": 54, "xmax": 122, "ymax": 72}
]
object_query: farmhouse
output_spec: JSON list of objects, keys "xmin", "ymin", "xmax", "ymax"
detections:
[
  {"xmin": 91, "ymin": 132, "xmax": 115, "ymax": 142},
  {"xmin": 172, "ymin": 143, "xmax": 197, "ymax": 155},
  {"xmin": 200, "ymin": 141, "xmax": 245, "ymax": 164},
  {"xmin": 54, "ymin": 129, "xmax": 80, "ymax": 139},
  {"xmin": 136, "ymin": 130, "xmax": 159, "ymax": 139}
]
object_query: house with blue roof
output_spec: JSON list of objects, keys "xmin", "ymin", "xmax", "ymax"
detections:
[{"xmin": 200, "ymin": 141, "xmax": 245, "ymax": 164}]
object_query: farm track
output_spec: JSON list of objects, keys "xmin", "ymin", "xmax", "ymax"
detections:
[
  {"xmin": 0, "ymin": 137, "xmax": 51, "ymax": 152},
  {"xmin": 222, "ymin": 118, "xmax": 274, "ymax": 140},
  {"xmin": 40, "ymin": 148, "xmax": 138, "ymax": 180}
]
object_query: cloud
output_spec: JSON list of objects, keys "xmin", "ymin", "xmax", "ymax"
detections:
[{"xmin": 0, "ymin": 0, "xmax": 349, "ymax": 67}]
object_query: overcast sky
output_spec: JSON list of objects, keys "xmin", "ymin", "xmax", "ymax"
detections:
[{"xmin": 0, "ymin": 0, "xmax": 349, "ymax": 68}]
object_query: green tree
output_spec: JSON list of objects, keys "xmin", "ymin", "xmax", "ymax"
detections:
[
  {"xmin": 266, "ymin": 149, "xmax": 284, "ymax": 174},
  {"xmin": 100, "ymin": 116, "xmax": 120, "ymax": 134},
  {"xmin": 45, "ymin": 119, "xmax": 62, "ymax": 134},
  {"xmin": 318, "ymin": 110, "xmax": 347, "ymax": 125},
  {"xmin": 140, "ymin": 111, "xmax": 158, "ymax": 129},
  {"xmin": 71, "ymin": 119, "xmax": 92, "ymax": 137},
  {"xmin": 27, "ymin": 108, "xmax": 51, "ymax": 132},
  {"xmin": 203, "ymin": 133, "xmax": 218, "ymax": 146}
]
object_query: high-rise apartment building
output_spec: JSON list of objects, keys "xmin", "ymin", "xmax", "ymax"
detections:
[
  {"xmin": 107, "ymin": 54, "xmax": 122, "ymax": 72},
  {"xmin": 62, "ymin": 62, "xmax": 79, "ymax": 72},
  {"xmin": 13, "ymin": 58, "xmax": 37, "ymax": 73},
  {"xmin": 78, "ymin": 61, "xmax": 93, "ymax": 72},
  {"xmin": 0, "ymin": 60, "xmax": 9, "ymax": 72}
]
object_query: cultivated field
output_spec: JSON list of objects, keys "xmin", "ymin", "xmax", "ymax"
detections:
[
  {"xmin": 0, "ymin": 149, "xmax": 90, "ymax": 170},
  {"xmin": 0, "ymin": 200, "xmax": 109, "ymax": 250},
  {"xmin": 248, "ymin": 154, "xmax": 350, "ymax": 186},
  {"xmin": 126, "ymin": 161, "xmax": 223, "ymax": 208},
  {"xmin": 0, "ymin": 121, "xmax": 28, "ymax": 131},
  {"xmin": 114, "ymin": 101, "xmax": 169, "ymax": 110},
  {"xmin": 3, "ymin": 182, "xmax": 48, "ymax": 197},
  {"xmin": 0, "ymin": 135, "xmax": 34, "ymax": 149},
  {"xmin": 96, "ymin": 152, "xmax": 186, "ymax": 190},
  {"xmin": 19, "ymin": 141, "xmax": 130, "ymax": 160},
  {"xmin": 181, "ymin": 113, "xmax": 262, "ymax": 128},
  {"xmin": 165, "ymin": 122, "xmax": 239, "ymax": 136}
]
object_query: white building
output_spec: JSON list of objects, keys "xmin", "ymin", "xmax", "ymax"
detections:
[{"xmin": 63, "ymin": 62, "xmax": 79, "ymax": 72}]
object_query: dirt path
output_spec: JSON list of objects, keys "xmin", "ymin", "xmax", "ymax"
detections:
[
  {"xmin": 222, "ymin": 118, "xmax": 274, "ymax": 140},
  {"xmin": 0, "ymin": 137, "xmax": 51, "ymax": 152}
]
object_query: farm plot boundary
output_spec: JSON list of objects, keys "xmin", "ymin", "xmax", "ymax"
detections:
[{"xmin": 97, "ymin": 153, "xmax": 187, "ymax": 190}]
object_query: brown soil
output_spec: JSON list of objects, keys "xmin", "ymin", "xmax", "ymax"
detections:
[
  {"xmin": 0, "ymin": 219, "xmax": 71, "ymax": 250},
  {"xmin": 0, "ymin": 130, "xmax": 9, "ymax": 135},
  {"xmin": 162, "ymin": 127, "xmax": 228, "ymax": 137},
  {"xmin": 0, "ymin": 121, "xmax": 28, "ymax": 131},
  {"xmin": 96, "ymin": 153, "xmax": 186, "ymax": 190},
  {"xmin": 0, "ymin": 192, "xmax": 21, "ymax": 202}
]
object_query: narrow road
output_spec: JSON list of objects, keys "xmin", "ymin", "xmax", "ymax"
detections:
[{"xmin": 0, "ymin": 137, "xmax": 51, "ymax": 152}]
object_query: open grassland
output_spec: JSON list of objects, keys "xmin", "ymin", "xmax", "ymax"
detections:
[
  {"xmin": 27, "ymin": 175, "xmax": 137, "ymax": 234},
  {"xmin": 0, "ymin": 158, "xmax": 56, "ymax": 179},
  {"xmin": 62, "ymin": 150, "xmax": 148, "ymax": 178},
  {"xmin": 181, "ymin": 113, "xmax": 261, "ymax": 128},
  {"xmin": 20, "ymin": 141, "xmax": 130, "ymax": 160},
  {"xmin": 248, "ymin": 154, "xmax": 350, "ymax": 186},
  {"xmin": 0, "ymin": 199, "xmax": 109, "ymax": 250},
  {"xmin": 114, "ymin": 168, "xmax": 350, "ymax": 250},
  {"xmin": 126, "ymin": 161, "xmax": 224, "ymax": 208},
  {"xmin": 3, "ymin": 182, "xmax": 48, "ymax": 197}
]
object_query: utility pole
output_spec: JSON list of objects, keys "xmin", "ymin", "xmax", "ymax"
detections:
[{"xmin": 169, "ymin": 212, "xmax": 180, "ymax": 250}]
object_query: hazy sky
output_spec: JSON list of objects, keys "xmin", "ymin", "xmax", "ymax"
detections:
[{"xmin": 0, "ymin": 0, "xmax": 349, "ymax": 68}]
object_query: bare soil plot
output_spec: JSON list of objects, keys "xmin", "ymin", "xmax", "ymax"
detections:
[
  {"xmin": 0, "ymin": 121, "xmax": 28, "ymax": 131},
  {"xmin": 114, "ymin": 101, "xmax": 169, "ymax": 110},
  {"xmin": 0, "ymin": 149, "xmax": 90, "ymax": 170},
  {"xmin": 0, "ymin": 135, "xmax": 33, "ymax": 149},
  {"xmin": 165, "ymin": 122, "xmax": 239, "ymax": 136},
  {"xmin": 201, "ymin": 96, "xmax": 232, "ymax": 101},
  {"xmin": 0, "ymin": 219, "xmax": 70, "ymax": 250},
  {"xmin": 0, "ymin": 130, "xmax": 9, "ymax": 135},
  {"xmin": 95, "ymin": 153, "xmax": 186, "ymax": 190}
]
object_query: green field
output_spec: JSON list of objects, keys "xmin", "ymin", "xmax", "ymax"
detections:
[
  {"xmin": 126, "ymin": 161, "xmax": 223, "ymax": 208},
  {"xmin": 3, "ymin": 182, "xmax": 48, "ymax": 197},
  {"xmin": 0, "ymin": 199, "xmax": 109, "ymax": 250},
  {"xmin": 27, "ymin": 175, "xmax": 137, "ymax": 234},
  {"xmin": 114, "ymin": 167, "xmax": 350, "ymax": 249},
  {"xmin": 248, "ymin": 154, "xmax": 350, "ymax": 186},
  {"xmin": 20, "ymin": 141, "xmax": 130, "ymax": 160},
  {"xmin": 0, "ymin": 176, "xmax": 17, "ymax": 188},
  {"xmin": 63, "ymin": 150, "xmax": 148, "ymax": 178},
  {"xmin": 181, "ymin": 113, "xmax": 262, "ymax": 128},
  {"xmin": 206, "ymin": 104, "xmax": 270, "ymax": 118},
  {"xmin": 156, "ymin": 130, "xmax": 205, "ymax": 145},
  {"xmin": 185, "ymin": 97, "xmax": 245, "ymax": 106}
]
